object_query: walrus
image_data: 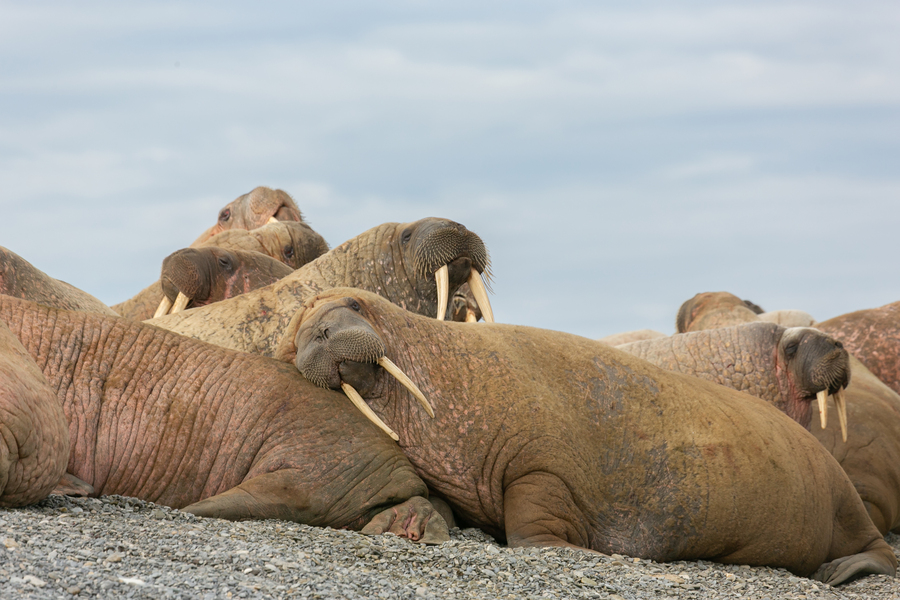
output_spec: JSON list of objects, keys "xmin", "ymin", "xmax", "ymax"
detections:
[
  {"xmin": 0, "ymin": 296, "xmax": 448, "ymax": 542},
  {"xmin": 670, "ymin": 291, "xmax": 900, "ymax": 534},
  {"xmin": 275, "ymin": 288, "xmax": 897, "ymax": 585},
  {"xmin": 190, "ymin": 186, "xmax": 306, "ymax": 247},
  {"xmin": 152, "ymin": 247, "xmax": 295, "ymax": 317},
  {"xmin": 618, "ymin": 322, "xmax": 851, "ymax": 437}
]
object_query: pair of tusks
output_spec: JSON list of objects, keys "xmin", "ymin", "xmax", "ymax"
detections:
[
  {"xmin": 153, "ymin": 292, "xmax": 191, "ymax": 319},
  {"xmin": 341, "ymin": 356, "xmax": 434, "ymax": 442},
  {"xmin": 816, "ymin": 388, "xmax": 848, "ymax": 442},
  {"xmin": 434, "ymin": 265, "xmax": 494, "ymax": 323},
  {"xmin": 153, "ymin": 217, "xmax": 282, "ymax": 320}
]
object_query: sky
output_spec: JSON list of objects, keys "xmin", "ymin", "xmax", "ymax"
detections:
[{"xmin": 1, "ymin": 1, "xmax": 898, "ymax": 339}]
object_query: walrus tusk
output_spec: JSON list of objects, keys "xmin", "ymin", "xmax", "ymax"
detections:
[
  {"xmin": 378, "ymin": 356, "xmax": 435, "ymax": 418},
  {"xmin": 465, "ymin": 310, "xmax": 478, "ymax": 323},
  {"xmin": 834, "ymin": 388, "xmax": 848, "ymax": 442},
  {"xmin": 435, "ymin": 265, "xmax": 449, "ymax": 321},
  {"xmin": 153, "ymin": 296, "xmax": 174, "ymax": 319},
  {"xmin": 341, "ymin": 382, "xmax": 399, "ymax": 441},
  {"xmin": 267, "ymin": 216, "xmax": 279, "ymax": 224},
  {"xmin": 467, "ymin": 269, "xmax": 494, "ymax": 323},
  {"xmin": 816, "ymin": 390, "xmax": 828, "ymax": 429},
  {"xmin": 170, "ymin": 292, "xmax": 192, "ymax": 314}
]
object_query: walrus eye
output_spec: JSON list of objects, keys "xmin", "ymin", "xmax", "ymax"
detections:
[
  {"xmin": 219, "ymin": 208, "xmax": 231, "ymax": 222},
  {"xmin": 217, "ymin": 256, "xmax": 233, "ymax": 271},
  {"xmin": 401, "ymin": 228, "xmax": 412, "ymax": 244},
  {"xmin": 349, "ymin": 300, "xmax": 361, "ymax": 312},
  {"xmin": 784, "ymin": 342, "xmax": 799, "ymax": 358},
  {"xmin": 283, "ymin": 245, "xmax": 295, "ymax": 260}
]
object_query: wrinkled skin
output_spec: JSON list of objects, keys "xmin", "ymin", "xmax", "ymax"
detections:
[
  {"xmin": 279, "ymin": 289, "xmax": 897, "ymax": 585},
  {"xmin": 0, "ymin": 296, "xmax": 448, "ymax": 543},
  {"xmin": 672, "ymin": 292, "xmax": 900, "ymax": 534},
  {"xmin": 0, "ymin": 318, "xmax": 69, "ymax": 507},
  {"xmin": 159, "ymin": 248, "xmax": 294, "ymax": 310},
  {"xmin": 0, "ymin": 246, "xmax": 117, "ymax": 316},
  {"xmin": 113, "ymin": 221, "xmax": 327, "ymax": 321},
  {"xmin": 618, "ymin": 323, "xmax": 850, "ymax": 430},
  {"xmin": 817, "ymin": 301, "xmax": 900, "ymax": 397},
  {"xmin": 149, "ymin": 218, "xmax": 491, "ymax": 356},
  {"xmin": 597, "ymin": 329, "xmax": 666, "ymax": 347},
  {"xmin": 190, "ymin": 186, "xmax": 305, "ymax": 247}
]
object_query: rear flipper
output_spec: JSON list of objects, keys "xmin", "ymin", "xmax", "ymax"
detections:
[
  {"xmin": 183, "ymin": 471, "xmax": 449, "ymax": 544},
  {"xmin": 812, "ymin": 539, "xmax": 897, "ymax": 586},
  {"xmin": 361, "ymin": 496, "xmax": 450, "ymax": 544},
  {"xmin": 52, "ymin": 473, "xmax": 94, "ymax": 497}
]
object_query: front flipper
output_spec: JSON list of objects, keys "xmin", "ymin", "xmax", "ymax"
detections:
[
  {"xmin": 361, "ymin": 496, "xmax": 450, "ymax": 544},
  {"xmin": 504, "ymin": 471, "xmax": 597, "ymax": 552},
  {"xmin": 52, "ymin": 473, "xmax": 95, "ymax": 497},
  {"xmin": 812, "ymin": 541, "xmax": 897, "ymax": 586}
]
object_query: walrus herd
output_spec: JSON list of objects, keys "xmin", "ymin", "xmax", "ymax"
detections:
[{"xmin": 0, "ymin": 186, "xmax": 897, "ymax": 587}]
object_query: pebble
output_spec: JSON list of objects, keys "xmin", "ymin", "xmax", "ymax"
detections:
[{"xmin": 0, "ymin": 494, "xmax": 897, "ymax": 599}]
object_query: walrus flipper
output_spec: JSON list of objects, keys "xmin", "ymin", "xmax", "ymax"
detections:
[
  {"xmin": 52, "ymin": 473, "xmax": 94, "ymax": 497},
  {"xmin": 182, "ymin": 470, "xmax": 318, "ymax": 522},
  {"xmin": 361, "ymin": 496, "xmax": 450, "ymax": 544},
  {"xmin": 812, "ymin": 540, "xmax": 897, "ymax": 585}
]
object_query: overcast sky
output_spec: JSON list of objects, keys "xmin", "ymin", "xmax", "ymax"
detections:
[{"xmin": 1, "ymin": 1, "xmax": 898, "ymax": 338}]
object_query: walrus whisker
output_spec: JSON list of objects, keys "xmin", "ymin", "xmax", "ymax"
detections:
[
  {"xmin": 816, "ymin": 389, "xmax": 829, "ymax": 429},
  {"xmin": 153, "ymin": 296, "xmax": 174, "ymax": 319},
  {"xmin": 378, "ymin": 356, "xmax": 435, "ymax": 418},
  {"xmin": 467, "ymin": 269, "xmax": 494, "ymax": 323},
  {"xmin": 435, "ymin": 265, "xmax": 449, "ymax": 321},
  {"xmin": 834, "ymin": 388, "xmax": 848, "ymax": 442},
  {"xmin": 341, "ymin": 382, "xmax": 400, "ymax": 441},
  {"xmin": 170, "ymin": 292, "xmax": 192, "ymax": 314}
]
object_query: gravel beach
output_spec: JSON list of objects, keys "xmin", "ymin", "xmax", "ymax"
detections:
[{"xmin": 1, "ymin": 494, "xmax": 897, "ymax": 599}]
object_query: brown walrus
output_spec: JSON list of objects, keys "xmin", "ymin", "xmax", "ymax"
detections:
[
  {"xmin": 671, "ymin": 291, "xmax": 900, "ymax": 534},
  {"xmin": 0, "ymin": 296, "xmax": 448, "ymax": 542},
  {"xmin": 276, "ymin": 288, "xmax": 897, "ymax": 585}
]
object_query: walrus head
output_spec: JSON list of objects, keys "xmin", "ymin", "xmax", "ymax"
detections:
[
  {"xmin": 778, "ymin": 326, "xmax": 850, "ymax": 441},
  {"xmin": 191, "ymin": 186, "xmax": 305, "ymax": 247},
  {"xmin": 399, "ymin": 218, "xmax": 493, "ymax": 323},
  {"xmin": 275, "ymin": 292, "xmax": 433, "ymax": 441},
  {"xmin": 155, "ymin": 247, "xmax": 293, "ymax": 317},
  {"xmin": 676, "ymin": 292, "xmax": 761, "ymax": 333}
]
